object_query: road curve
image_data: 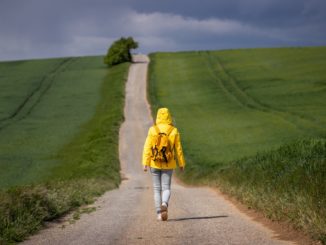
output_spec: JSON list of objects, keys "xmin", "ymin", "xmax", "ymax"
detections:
[{"xmin": 23, "ymin": 55, "xmax": 291, "ymax": 245}]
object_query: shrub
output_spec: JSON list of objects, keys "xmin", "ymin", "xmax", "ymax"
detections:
[{"xmin": 104, "ymin": 37, "xmax": 138, "ymax": 67}]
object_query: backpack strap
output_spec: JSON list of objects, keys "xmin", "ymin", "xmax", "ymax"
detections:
[
  {"xmin": 166, "ymin": 125, "xmax": 174, "ymax": 136},
  {"xmin": 153, "ymin": 125, "xmax": 162, "ymax": 150}
]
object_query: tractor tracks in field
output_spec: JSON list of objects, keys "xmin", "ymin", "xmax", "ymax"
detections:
[
  {"xmin": 0, "ymin": 58, "xmax": 75, "ymax": 131},
  {"xmin": 202, "ymin": 51, "xmax": 324, "ymax": 134}
]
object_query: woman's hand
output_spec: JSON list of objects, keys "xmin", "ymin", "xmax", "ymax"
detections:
[
  {"xmin": 143, "ymin": 165, "xmax": 148, "ymax": 172},
  {"xmin": 179, "ymin": 166, "xmax": 185, "ymax": 172}
]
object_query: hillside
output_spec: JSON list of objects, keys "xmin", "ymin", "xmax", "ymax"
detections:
[
  {"xmin": 148, "ymin": 47, "xmax": 326, "ymax": 242},
  {"xmin": 0, "ymin": 56, "xmax": 129, "ymax": 242}
]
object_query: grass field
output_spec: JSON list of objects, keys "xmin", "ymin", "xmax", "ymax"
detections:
[
  {"xmin": 0, "ymin": 57, "xmax": 104, "ymax": 187},
  {"xmin": 0, "ymin": 57, "xmax": 129, "ymax": 242},
  {"xmin": 148, "ymin": 47, "xmax": 326, "ymax": 242}
]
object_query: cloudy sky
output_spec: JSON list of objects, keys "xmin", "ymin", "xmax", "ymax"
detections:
[{"xmin": 0, "ymin": 0, "xmax": 326, "ymax": 61}]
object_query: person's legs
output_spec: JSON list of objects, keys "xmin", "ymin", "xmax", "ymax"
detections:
[
  {"xmin": 150, "ymin": 167, "xmax": 162, "ymax": 214},
  {"xmin": 161, "ymin": 169, "xmax": 173, "ymax": 206},
  {"xmin": 160, "ymin": 169, "xmax": 173, "ymax": 221}
]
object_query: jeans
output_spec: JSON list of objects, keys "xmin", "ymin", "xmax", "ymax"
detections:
[{"xmin": 150, "ymin": 167, "xmax": 173, "ymax": 214}]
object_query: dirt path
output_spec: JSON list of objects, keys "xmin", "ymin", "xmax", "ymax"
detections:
[{"xmin": 23, "ymin": 55, "xmax": 291, "ymax": 245}]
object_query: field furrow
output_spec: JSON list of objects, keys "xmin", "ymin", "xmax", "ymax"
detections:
[
  {"xmin": 204, "ymin": 51, "xmax": 256, "ymax": 108},
  {"xmin": 0, "ymin": 58, "xmax": 74, "ymax": 131},
  {"xmin": 203, "ymin": 51, "xmax": 325, "ymax": 135}
]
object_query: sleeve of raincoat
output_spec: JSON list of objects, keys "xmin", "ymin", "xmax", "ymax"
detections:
[
  {"xmin": 142, "ymin": 128, "xmax": 152, "ymax": 166},
  {"xmin": 174, "ymin": 129, "xmax": 186, "ymax": 167}
]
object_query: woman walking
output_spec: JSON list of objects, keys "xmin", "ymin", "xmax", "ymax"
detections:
[{"xmin": 142, "ymin": 108, "xmax": 185, "ymax": 221}]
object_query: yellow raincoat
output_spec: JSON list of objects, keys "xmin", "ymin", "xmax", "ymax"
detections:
[{"xmin": 142, "ymin": 108, "xmax": 185, "ymax": 169}]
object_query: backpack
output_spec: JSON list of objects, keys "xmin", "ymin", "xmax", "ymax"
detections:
[{"xmin": 151, "ymin": 125, "xmax": 174, "ymax": 164}]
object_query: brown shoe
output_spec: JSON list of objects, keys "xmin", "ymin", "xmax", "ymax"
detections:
[{"xmin": 160, "ymin": 203, "xmax": 168, "ymax": 221}]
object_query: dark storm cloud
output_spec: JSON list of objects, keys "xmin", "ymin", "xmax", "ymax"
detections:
[
  {"xmin": 0, "ymin": 0, "xmax": 325, "ymax": 60},
  {"xmin": 0, "ymin": 0, "xmax": 127, "ymax": 59},
  {"xmin": 128, "ymin": 0, "xmax": 326, "ymax": 27}
]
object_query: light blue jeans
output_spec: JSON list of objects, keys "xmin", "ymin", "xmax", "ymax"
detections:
[{"xmin": 150, "ymin": 167, "xmax": 173, "ymax": 214}]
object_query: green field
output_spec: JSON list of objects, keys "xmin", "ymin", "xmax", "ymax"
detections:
[
  {"xmin": 0, "ymin": 57, "xmax": 124, "ymax": 187},
  {"xmin": 148, "ymin": 47, "xmax": 326, "ymax": 242},
  {"xmin": 0, "ymin": 57, "xmax": 129, "ymax": 242}
]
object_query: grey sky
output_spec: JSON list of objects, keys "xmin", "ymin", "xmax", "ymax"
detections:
[{"xmin": 0, "ymin": 0, "xmax": 325, "ymax": 60}]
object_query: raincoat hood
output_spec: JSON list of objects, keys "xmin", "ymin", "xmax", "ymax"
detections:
[{"xmin": 156, "ymin": 108, "xmax": 173, "ymax": 125}]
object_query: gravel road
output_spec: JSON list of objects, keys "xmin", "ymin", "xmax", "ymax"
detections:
[{"xmin": 23, "ymin": 55, "xmax": 292, "ymax": 245}]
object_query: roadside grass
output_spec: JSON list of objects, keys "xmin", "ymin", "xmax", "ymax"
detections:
[
  {"xmin": 0, "ymin": 179, "xmax": 112, "ymax": 243},
  {"xmin": 213, "ymin": 138, "xmax": 326, "ymax": 243},
  {"xmin": 148, "ymin": 47, "xmax": 326, "ymax": 243},
  {"xmin": 0, "ymin": 57, "xmax": 129, "ymax": 243},
  {"xmin": 50, "ymin": 62, "xmax": 128, "ymax": 183}
]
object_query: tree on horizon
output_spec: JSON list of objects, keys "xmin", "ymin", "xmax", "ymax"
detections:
[{"xmin": 104, "ymin": 37, "xmax": 138, "ymax": 67}]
